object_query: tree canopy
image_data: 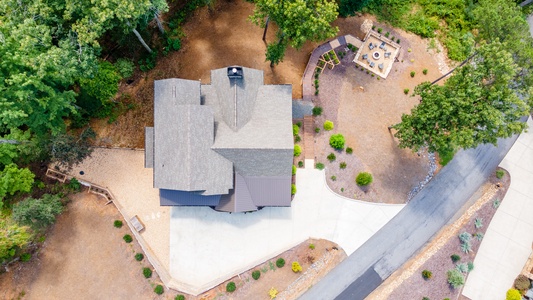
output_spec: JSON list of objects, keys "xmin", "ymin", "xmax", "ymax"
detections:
[
  {"xmin": 392, "ymin": 42, "xmax": 529, "ymax": 156},
  {"xmin": 251, "ymin": 0, "xmax": 339, "ymax": 66}
]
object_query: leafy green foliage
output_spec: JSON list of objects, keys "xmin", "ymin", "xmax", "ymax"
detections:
[
  {"xmin": 447, "ymin": 269, "xmax": 465, "ymax": 288},
  {"xmin": 315, "ymin": 163, "xmax": 325, "ymax": 170},
  {"xmin": 123, "ymin": 234, "xmax": 133, "ymax": 243},
  {"xmin": 20, "ymin": 253, "xmax": 31, "ymax": 262},
  {"xmin": 251, "ymin": 0, "xmax": 339, "ymax": 66},
  {"xmin": 393, "ymin": 42, "xmax": 529, "ymax": 156},
  {"xmin": 226, "ymin": 281, "xmax": 236, "ymax": 292},
  {"xmin": 135, "ymin": 253, "xmax": 144, "ymax": 261},
  {"xmin": 298, "ymin": 161, "xmax": 304, "ymax": 168},
  {"xmin": 252, "ymin": 270, "xmax": 261, "ymax": 280},
  {"xmin": 12, "ymin": 194, "xmax": 63, "ymax": 228},
  {"xmin": 49, "ymin": 128, "xmax": 96, "ymax": 170},
  {"xmin": 405, "ymin": 11, "xmax": 439, "ymax": 38},
  {"xmin": 293, "ymin": 124, "xmax": 300, "ymax": 136},
  {"xmin": 331, "ymin": 175, "xmax": 336, "ymax": 181},
  {"xmin": 154, "ymin": 285, "xmax": 164, "ymax": 295},
  {"xmin": 68, "ymin": 178, "xmax": 82, "ymax": 192},
  {"xmin": 0, "ymin": 129, "xmax": 39, "ymax": 167},
  {"xmin": 346, "ymin": 147, "xmax": 353, "ymax": 154},
  {"xmin": 451, "ymin": 254, "xmax": 461, "ymax": 263},
  {"xmin": 312, "ymin": 107, "xmax": 323, "ymax": 116},
  {"xmin": 114, "ymin": 220, "xmax": 123, "ymax": 228},
  {"xmin": 467, "ymin": 262, "xmax": 474, "ymax": 272},
  {"xmin": 175, "ymin": 295, "xmax": 186, "ymax": 300},
  {"xmin": 506, "ymin": 289, "xmax": 522, "ymax": 300},
  {"xmin": 496, "ymin": 169, "xmax": 505, "ymax": 179},
  {"xmin": 294, "ymin": 145, "xmax": 302, "ymax": 157},
  {"xmin": 323, "ymin": 120, "xmax": 334, "ymax": 131},
  {"xmin": 292, "ymin": 165, "xmax": 297, "ymax": 176},
  {"xmin": 315, "ymin": 127, "xmax": 320, "ymax": 133},
  {"xmin": 422, "ymin": 269, "xmax": 432, "ymax": 280},
  {"xmin": 0, "ymin": 164, "xmax": 35, "ymax": 202},
  {"xmin": 403, "ymin": 88, "xmax": 409, "ymax": 95},
  {"xmin": 291, "ymin": 184, "xmax": 297, "ymax": 195},
  {"xmin": 329, "ymin": 134, "xmax": 345, "ymax": 150},
  {"xmin": 356, "ymin": 172, "xmax": 373, "ymax": 186},
  {"xmin": 339, "ymin": 0, "xmax": 371, "ymax": 17},
  {"xmin": 79, "ymin": 61, "xmax": 121, "ymax": 104},
  {"xmin": 276, "ymin": 258, "xmax": 285, "ymax": 268},
  {"xmin": 340, "ymin": 162, "xmax": 347, "ymax": 169},
  {"xmin": 327, "ymin": 153, "xmax": 336, "ymax": 162},
  {"xmin": 143, "ymin": 267, "xmax": 152, "ymax": 278},
  {"xmin": 0, "ymin": 220, "xmax": 31, "ymax": 261},
  {"xmin": 114, "ymin": 59, "xmax": 135, "ymax": 79}
]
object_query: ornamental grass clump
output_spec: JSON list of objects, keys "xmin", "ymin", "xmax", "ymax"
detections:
[
  {"xmin": 447, "ymin": 269, "xmax": 465, "ymax": 288},
  {"xmin": 356, "ymin": 172, "xmax": 373, "ymax": 186}
]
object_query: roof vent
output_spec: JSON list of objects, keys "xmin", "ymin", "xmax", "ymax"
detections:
[{"xmin": 227, "ymin": 66, "xmax": 243, "ymax": 79}]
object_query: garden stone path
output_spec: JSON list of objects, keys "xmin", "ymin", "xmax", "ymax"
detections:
[{"xmin": 67, "ymin": 148, "xmax": 404, "ymax": 295}]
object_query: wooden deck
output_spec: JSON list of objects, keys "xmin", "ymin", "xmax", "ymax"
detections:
[{"xmin": 304, "ymin": 115, "xmax": 315, "ymax": 160}]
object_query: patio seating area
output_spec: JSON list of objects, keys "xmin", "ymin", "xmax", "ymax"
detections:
[{"xmin": 353, "ymin": 30, "xmax": 401, "ymax": 78}]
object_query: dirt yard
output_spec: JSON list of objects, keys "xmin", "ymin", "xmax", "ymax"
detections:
[
  {"xmin": 368, "ymin": 168, "xmax": 510, "ymax": 300},
  {"xmin": 312, "ymin": 20, "xmax": 443, "ymax": 204}
]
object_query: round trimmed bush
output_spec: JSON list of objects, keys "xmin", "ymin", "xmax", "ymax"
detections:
[
  {"xmin": 315, "ymin": 163, "xmax": 325, "ymax": 170},
  {"xmin": 135, "ymin": 253, "xmax": 144, "ymax": 261},
  {"xmin": 175, "ymin": 295, "xmax": 186, "ymax": 300},
  {"xmin": 323, "ymin": 120, "xmax": 334, "ymax": 131},
  {"xmin": 114, "ymin": 220, "xmax": 123, "ymax": 228},
  {"xmin": 252, "ymin": 270, "xmax": 261, "ymax": 280},
  {"xmin": 143, "ymin": 267, "xmax": 152, "ymax": 278},
  {"xmin": 294, "ymin": 145, "xmax": 302, "ymax": 157},
  {"xmin": 507, "ymin": 289, "xmax": 521, "ymax": 300},
  {"xmin": 496, "ymin": 169, "xmax": 505, "ymax": 179},
  {"xmin": 21, "ymin": 253, "xmax": 31, "ymax": 262},
  {"xmin": 276, "ymin": 258, "xmax": 285, "ymax": 268},
  {"xmin": 298, "ymin": 161, "xmax": 304, "ymax": 168},
  {"xmin": 291, "ymin": 184, "xmax": 297, "ymax": 195},
  {"xmin": 329, "ymin": 134, "xmax": 345, "ymax": 150},
  {"xmin": 410, "ymin": 71, "xmax": 415, "ymax": 77},
  {"xmin": 451, "ymin": 254, "xmax": 461, "ymax": 263},
  {"xmin": 327, "ymin": 153, "xmax": 336, "ymax": 162},
  {"xmin": 346, "ymin": 147, "xmax": 353, "ymax": 154},
  {"xmin": 154, "ymin": 284, "xmax": 164, "ymax": 295},
  {"xmin": 226, "ymin": 281, "xmax": 236, "ymax": 293},
  {"xmin": 315, "ymin": 127, "xmax": 320, "ymax": 133},
  {"xmin": 123, "ymin": 234, "xmax": 133, "ymax": 243},
  {"xmin": 422, "ymin": 269, "xmax": 432, "ymax": 280},
  {"xmin": 356, "ymin": 172, "xmax": 373, "ymax": 186},
  {"xmin": 312, "ymin": 106, "xmax": 323, "ymax": 116},
  {"xmin": 293, "ymin": 124, "xmax": 300, "ymax": 136},
  {"xmin": 292, "ymin": 165, "xmax": 297, "ymax": 175}
]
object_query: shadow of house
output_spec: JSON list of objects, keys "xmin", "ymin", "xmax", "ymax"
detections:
[{"xmin": 145, "ymin": 66, "xmax": 294, "ymax": 213}]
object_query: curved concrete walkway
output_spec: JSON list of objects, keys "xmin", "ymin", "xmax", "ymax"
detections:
[
  {"xmin": 67, "ymin": 149, "xmax": 404, "ymax": 295},
  {"xmin": 463, "ymin": 117, "xmax": 533, "ymax": 299}
]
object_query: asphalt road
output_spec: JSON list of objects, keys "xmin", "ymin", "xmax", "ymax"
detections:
[{"xmin": 300, "ymin": 135, "xmax": 519, "ymax": 300}]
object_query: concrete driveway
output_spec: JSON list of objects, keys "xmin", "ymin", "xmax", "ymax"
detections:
[
  {"xmin": 462, "ymin": 117, "xmax": 533, "ymax": 299},
  {"xmin": 68, "ymin": 150, "xmax": 404, "ymax": 295}
]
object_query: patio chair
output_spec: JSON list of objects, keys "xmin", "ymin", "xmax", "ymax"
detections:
[
  {"xmin": 378, "ymin": 63, "xmax": 384, "ymax": 70},
  {"xmin": 370, "ymin": 62, "xmax": 375, "ymax": 68},
  {"xmin": 384, "ymin": 52, "xmax": 391, "ymax": 58},
  {"xmin": 369, "ymin": 43, "xmax": 375, "ymax": 50},
  {"xmin": 362, "ymin": 54, "xmax": 368, "ymax": 59},
  {"xmin": 379, "ymin": 42, "xmax": 385, "ymax": 49}
]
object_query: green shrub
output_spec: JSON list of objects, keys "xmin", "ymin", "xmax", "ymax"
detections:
[
  {"xmin": 456, "ymin": 263, "xmax": 468, "ymax": 273},
  {"xmin": 377, "ymin": 28, "xmax": 382, "ymax": 33},
  {"xmin": 294, "ymin": 135, "xmax": 301, "ymax": 143},
  {"xmin": 298, "ymin": 161, "xmax": 304, "ymax": 168},
  {"xmin": 20, "ymin": 253, "xmax": 31, "ymax": 262},
  {"xmin": 175, "ymin": 295, "xmax": 186, "ymax": 300},
  {"xmin": 294, "ymin": 145, "xmax": 302, "ymax": 157},
  {"xmin": 68, "ymin": 178, "xmax": 81, "ymax": 192},
  {"xmin": 143, "ymin": 267, "xmax": 152, "ymax": 278},
  {"xmin": 410, "ymin": 71, "xmax": 415, "ymax": 78},
  {"xmin": 79, "ymin": 61, "xmax": 121, "ymax": 104},
  {"xmin": 329, "ymin": 134, "xmax": 345, "ymax": 150},
  {"xmin": 397, "ymin": 39, "xmax": 400, "ymax": 43},
  {"xmin": 292, "ymin": 261, "xmax": 302, "ymax": 273},
  {"xmin": 291, "ymin": 184, "xmax": 297, "ymax": 195},
  {"xmin": 316, "ymin": 163, "xmax": 325, "ymax": 170},
  {"xmin": 422, "ymin": 298, "xmax": 429, "ymax": 300},
  {"xmin": 12, "ymin": 194, "xmax": 63, "ymax": 228},
  {"xmin": 276, "ymin": 258, "xmax": 285, "ymax": 268},
  {"xmin": 135, "ymin": 253, "xmax": 144, "ymax": 261},
  {"xmin": 312, "ymin": 107, "xmax": 323, "ymax": 116},
  {"xmin": 154, "ymin": 285, "xmax": 164, "ymax": 295},
  {"xmin": 323, "ymin": 120, "xmax": 334, "ymax": 131},
  {"xmin": 346, "ymin": 147, "xmax": 353, "ymax": 154},
  {"xmin": 493, "ymin": 198, "xmax": 501, "ymax": 209},
  {"xmin": 309, "ymin": 243, "xmax": 315, "ymax": 250},
  {"xmin": 226, "ymin": 281, "xmax": 236, "ymax": 293},
  {"xmin": 405, "ymin": 11, "xmax": 439, "ymax": 38},
  {"xmin": 514, "ymin": 274, "xmax": 531, "ymax": 291},
  {"xmin": 459, "ymin": 232, "xmax": 471, "ymax": 243},
  {"xmin": 293, "ymin": 124, "xmax": 300, "ymax": 136},
  {"xmin": 496, "ymin": 169, "xmax": 505, "ymax": 179},
  {"xmin": 447, "ymin": 269, "xmax": 464, "ymax": 289},
  {"xmin": 467, "ymin": 262, "xmax": 474, "ymax": 272},
  {"xmin": 460, "ymin": 242, "xmax": 472, "ymax": 253},
  {"xmin": 296, "ymin": 122, "xmax": 302, "ymax": 128},
  {"xmin": 507, "ymin": 289, "xmax": 522, "ymax": 300},
  {"xmin": 331, "ymin": 176, "xmax": 337, "ymax": 181},
  {"xmin": 404, "ymin": 88, "xmax": 409, "ymax": 95},
  {"xmin": 356, "ymin": 172, "xmax": 373, "ymax": 186},
  {"xmin": 340, "ymin": 162, "xmax": 347, "ymax": 169},
  {"xmin": 315, "ymin": 127, "xmax": 320, "ymax": 133},
  {"xmin": 422, "ymin": 69, "xmax": 428, "ymax": 75},
  {"xmin": 123, "ymin": 234, "xmax": 133, "ymax": 243},
  {"xmin": 292, "ymin": 165, "xmax": 297, "ymax": 176},
  {"xmin": 114, "ymin": 220, "xmax": 123, "ymax": 228},
  {"xmin": 114, "ymin": 58, "xmax": 134, "ymax": 79},
  {"xmin": 474, "ymin": 218, "xmax": 483, "ymax": 229},
  {"xmin": 438, "ymin": 147, "xmax": 455, "ymax": 166},
  {"xmin": 252, "ymin": 270, "xmax": 261, "ymax": 280},
  {"xmin": 451, "ymin": 254, "xmax": 461, "ymax": 263},
  {"xmin": 422, "ymin": 270, "xmax": 432, "ymax": 280},
  {"xmin": 327, "ymin": 153, "xmax": 336, "ymax": 162},
  {"xmin": 385, "ymin": 32, "xmax": 390, "ymax": 38}
]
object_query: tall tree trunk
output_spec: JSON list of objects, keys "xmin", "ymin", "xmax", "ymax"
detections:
[
  {"xmin": 262, "ymin": 17, "xmax": 270, "ymax": 41},
  {"xmin": 431, "ymin": 52, "xmax": 476, "ymax": 85},
  {"xmin": 132, "ymin": 28, "xmax": 152, "ymax": 53},
  {"xmin": 154, "ymin": 13, "xmax": 165, "ymax": 34}
]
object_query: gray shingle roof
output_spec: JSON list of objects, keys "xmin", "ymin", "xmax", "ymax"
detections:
[{"xmin": 147, "ymin": 66, "xmax": 294, "ymax": 212}]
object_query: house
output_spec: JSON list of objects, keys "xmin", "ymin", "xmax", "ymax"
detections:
[{"xmin": 144, "ymin": 66, "xmax": 294, "ymax": 213}]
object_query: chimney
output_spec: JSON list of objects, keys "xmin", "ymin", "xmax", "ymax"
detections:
[{"xmin": 227, "ymin": 66, "xmax": 243, "ymax": 79}]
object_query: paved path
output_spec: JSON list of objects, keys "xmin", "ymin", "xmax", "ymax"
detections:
[
  {"xmin": 300, "ymin": 129, "xmax": 519, "ymax": 299},
  {"xmin": 68, "ymin": 149, "xmax": 404, "ymax": 295},
  {"xmin": 463, "ymin": 117, "xmax": 533, "ymax": 299}
]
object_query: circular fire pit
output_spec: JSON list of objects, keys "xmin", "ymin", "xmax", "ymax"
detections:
[{"xmin": 372, "ymin": 51, "xmax": 381, "ymax": 60}]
